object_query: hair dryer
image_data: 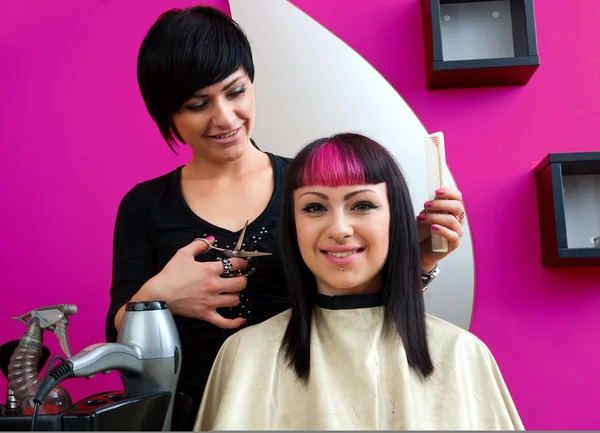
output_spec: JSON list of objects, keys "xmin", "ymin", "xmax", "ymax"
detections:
[{"xmin": 33, "ymin": 301, "xmax": 181, "ymax": 431}]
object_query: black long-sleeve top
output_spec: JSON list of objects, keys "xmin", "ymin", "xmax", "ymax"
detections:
[{"xmin": 105, "ymin": 152, "xmax": 292, "ymax": 429}]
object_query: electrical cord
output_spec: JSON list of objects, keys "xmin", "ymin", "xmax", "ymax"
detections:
[
  {"xmin": 30, "ymin": 356, "xmax": 67, "ymax": 431},
  {"xmin": 31, "ymin": 402, "xmax": 40, "ymax": 432},
  {"xmin": 44, "ymin": 356, "xmax": 67, "ymax": 380}
]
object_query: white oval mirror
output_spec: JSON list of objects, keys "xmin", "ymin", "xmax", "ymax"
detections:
[{"xmin": 230, "ymin": 0, "xmax": 475, "ymax": 330}]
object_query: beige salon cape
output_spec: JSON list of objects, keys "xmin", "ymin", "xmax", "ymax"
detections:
[{"xmin": 194, "ymin": 296, "xmax": 524, "ymax": 430}]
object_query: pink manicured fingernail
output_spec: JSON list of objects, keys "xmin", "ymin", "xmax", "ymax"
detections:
[
  {"xmin": 435, "ymin": 189, "xmax": 445, "ymax": 196},
  {"xmin": 425, "ymin": 201, "xmax": 433, "ymax": 208},
  {"xmin": 206, "ymin": 235, "xmax": 214, "ymax": 241},
  {"xmin": 417, "ymin": 214, "xmax": 427, "ymax": 221},
  {"xmin": 432, "ymin": 225, "xmax": 441, "ymax": 231}
]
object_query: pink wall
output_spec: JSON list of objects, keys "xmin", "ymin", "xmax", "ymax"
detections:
[{"xmin": 2, "ymin": 0, "xmax": 599, "ymax": 429}]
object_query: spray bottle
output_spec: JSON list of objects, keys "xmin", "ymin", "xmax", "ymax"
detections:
[{"xmin": 7, "ymin": 304, "xmax": 77, "ymax": 415}]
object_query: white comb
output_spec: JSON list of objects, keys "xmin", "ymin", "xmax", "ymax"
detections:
[{"xmin": 424, "ymin": 131, "xmax": 448, "ymax": 253}]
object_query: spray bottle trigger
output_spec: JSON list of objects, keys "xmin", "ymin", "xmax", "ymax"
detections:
[
  {"xmin": 53, "ymin": 320, "xmax": 73, "ymax": 358},
  {"xmin": 11, "ymin": 310, "xmax": 42, "ymax": 326}
]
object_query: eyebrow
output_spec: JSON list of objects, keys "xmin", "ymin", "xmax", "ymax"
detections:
[
  {"xmin": 190, "ymin": 76, "xmax": 244, "ymax": 98},
  {"xmin": 299, "ymin": 189, "xmax": 376, "ymax": 201}
]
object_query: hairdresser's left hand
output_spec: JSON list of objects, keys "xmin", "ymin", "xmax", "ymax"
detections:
[{"xmin": 417, "ymin": 186, "xmax": 466, "ymax": 273}]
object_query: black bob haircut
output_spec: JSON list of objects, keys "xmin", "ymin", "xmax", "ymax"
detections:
[
  {"xmin": 279, "ymin": 133, "xmax": 434, "ymax": 383},
  {"xmin": 137, "ymin": 6, "xmax": 255, "ymax": 152}
]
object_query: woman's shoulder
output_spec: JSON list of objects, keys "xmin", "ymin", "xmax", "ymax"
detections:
[
  {"xmin": 266, "ymin": 152, "xmax": 293, "ymax": 170},
  {"xmin": 118, "ymin": 167, "xmax": 181, "ymax": 207},
  {"xmin": 223, "ymin": 309, "xmax": 291, "ymax": 351},
  {"xmin": 425, "ymin": 314, "xmax": 491, "ymax": 357}
]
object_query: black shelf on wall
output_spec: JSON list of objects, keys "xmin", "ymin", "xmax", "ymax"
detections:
[
  {"xmin": 420, "ymin": 0, "xmax": 540, "ymax": 90},
  {"xmin": 534, "ymin": 152, "xmax": 600, "ymax": 268}
]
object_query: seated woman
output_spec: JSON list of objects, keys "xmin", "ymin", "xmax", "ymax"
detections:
[{"xmin": 194, "ymin": 133, "xmax": 524, "ymax": 430}]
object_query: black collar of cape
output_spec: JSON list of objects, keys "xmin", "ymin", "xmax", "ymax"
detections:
[{"xmin": 315, "ymin": 292, "xmax": 384, "ymax": 310}]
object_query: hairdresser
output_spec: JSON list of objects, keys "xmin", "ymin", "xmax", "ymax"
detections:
[{"xmin": 104, "ymin": 5, "xmax": 466, "ymax": 430}]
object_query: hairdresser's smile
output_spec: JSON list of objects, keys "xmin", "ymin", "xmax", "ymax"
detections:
[
  {"xmin": 205, "ymin": 126, "xmax": 243, "ymax": 145},
  {"xmin": 171, "ymin": 68, "xmax": 256, "ymax": 163},
  {"xmin": 294, "ymin": 183, "xmax": 390, "ymax": 296}
]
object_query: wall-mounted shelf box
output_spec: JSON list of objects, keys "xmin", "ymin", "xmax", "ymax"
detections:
[
  {"xmin": 420, "ymin": 0, "xmax": 540, "ymax": 90},
  {"xmin": 534, "ymin": 152, "xmax": 600, "ymax": 268}
]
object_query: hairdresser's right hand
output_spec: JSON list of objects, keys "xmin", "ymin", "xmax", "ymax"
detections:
[{"xmin": 145, "ymin": 237, "xmax": 249, "ymax": 329}]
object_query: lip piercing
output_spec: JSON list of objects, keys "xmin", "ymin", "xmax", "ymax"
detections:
[{"xmin": 340, "ymin": 267, "xmax": 344, "ymax": 271}]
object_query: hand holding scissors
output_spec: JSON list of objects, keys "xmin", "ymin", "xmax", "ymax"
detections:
[
  {"xmin": 196, "ymin": 220, "xmax": 272, "ymax": 258},
  {"xmin": 195, "ymin": 220, "xmax": 271, "ymax": 278},
  {"xmin": 140, "ymin": 234, "xmax": 249, "ymax": 329},
  {"xmin": 140, "ymin": 220, "xmax": 270, "ymax": 328}
]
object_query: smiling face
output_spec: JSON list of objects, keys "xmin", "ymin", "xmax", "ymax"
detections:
[
  {"xmin": 171, "ymin": 68, "xmax": 256, "ymax": 164},
  {"xmin": 294, "ymin": 183, "xmax": 391, "ymax": 296}
]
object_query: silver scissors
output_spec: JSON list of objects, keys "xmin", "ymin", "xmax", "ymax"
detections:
[{"xmin": 197, "ymin": 220, "xmax": 272, "ymax": 258}]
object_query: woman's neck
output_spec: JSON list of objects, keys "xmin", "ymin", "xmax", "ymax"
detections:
[
  {"xmin": 316, "ymin": 274, "xmax": 383, "ymax": 297},
  {"xmin": 183, "ymin": 141, "xmax": 266, "ymax": 181}
]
